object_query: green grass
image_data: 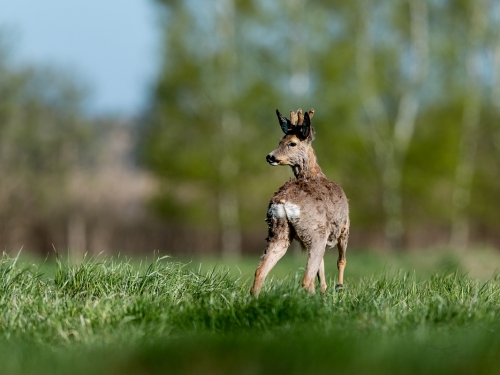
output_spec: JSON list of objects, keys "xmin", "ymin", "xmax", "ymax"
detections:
[{"xmin": 0, "ymin": 250, "xmax": 499, "ymax": 374}]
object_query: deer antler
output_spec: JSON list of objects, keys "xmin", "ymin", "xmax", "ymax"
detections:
[
  {"xmin": 296, "ymin": 109, "xmax": 304, "ymax": 125},
  {"xmin": 290, "ymin": 108, "xmax": 314, "ymax": 126},
  {"xmin": 285, "ymin": 108, "xmax": 315, "ymax": 130}
]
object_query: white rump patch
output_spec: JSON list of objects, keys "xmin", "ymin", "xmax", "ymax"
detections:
[
  {"xmin": 284, "ymin": 202, "xmax": 301, "ymax": 221},
  {"xmin": 268, "ymin": 203, "xmax": 286, "ymax": 218}
]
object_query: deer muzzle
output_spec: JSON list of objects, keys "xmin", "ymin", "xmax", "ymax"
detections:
[{"xmin": 266, "ymin": 153, "xmax": 280, "ymax": 166}]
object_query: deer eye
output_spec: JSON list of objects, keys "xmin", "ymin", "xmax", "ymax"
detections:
[{"xmin": 289, "ymin": 142, "xmax": 297, "ymax": 147}]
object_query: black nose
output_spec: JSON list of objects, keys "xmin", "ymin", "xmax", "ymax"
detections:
[{"xmin": 266, "ymin": 154, "xmax": 277, "ymax": 164}]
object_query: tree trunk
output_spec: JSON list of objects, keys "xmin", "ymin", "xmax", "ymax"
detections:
[
  {"xmin": 215, "ymin": 0, "xmax": 242, "ymax": 257},
  {"xmin": 218, "ymin": 111, "xmax": 242, "ymax": 258},
  {"xmin": 450, "ymin": 0, "xmax": 487, "ymax": 249}
]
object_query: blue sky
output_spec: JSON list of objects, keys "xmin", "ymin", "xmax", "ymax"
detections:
[{"xmin": 0, "ymin": 0, "xmax": 159, "ymax": 117}]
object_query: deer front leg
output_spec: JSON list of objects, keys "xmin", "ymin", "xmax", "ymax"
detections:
[
  {"xmin": 250, "ymin": 240, "xmax": 289, "ymax": 297},
  {"xmin": 250, "ymin": 210, "xmax": 292, "ymax": 297},
  {"xmin": 302, "ymin": 239, "xmax": 327, "ymax": 294},
  {"xmin": 316, "ymin": 258, "xmax": 327, "ymax": 293}
]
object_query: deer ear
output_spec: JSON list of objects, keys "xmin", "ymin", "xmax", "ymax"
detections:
[
  {"xmin": 300, "ymin": 111, "xmax": 311, "ymax": 139},
  {"xmin": 276, "ymin": 109, "xmax": 290, "ymax": 134}
]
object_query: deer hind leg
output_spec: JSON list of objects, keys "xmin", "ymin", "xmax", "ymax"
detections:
[
  {"xmin": 250, "ymin": 207, "xmax": 292, "ymax": 297},
  {"xmin": 336, "ymin": 223, "xmax": 349, "ymax": 291},
  {"xmin": 316, "ymin": 257, "xmax": 327, "ymax": 294},
  {"xmin": 302, "ymin": 238, "xmax": 327, "ymax": 294}
]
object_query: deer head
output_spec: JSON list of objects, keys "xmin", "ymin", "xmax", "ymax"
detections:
[{"xmin": 266, "ymin": 108, "xmax": 316, "ymax": 173}]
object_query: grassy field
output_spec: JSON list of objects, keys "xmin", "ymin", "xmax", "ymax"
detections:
[{"xmin": 0, "ymin": 248, "xmax": 499, "ymax": 374}]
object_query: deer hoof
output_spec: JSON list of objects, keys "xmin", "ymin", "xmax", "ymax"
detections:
[{"xmin": 335, "ymin": 284, "xmax": 344, "ymax": 291}]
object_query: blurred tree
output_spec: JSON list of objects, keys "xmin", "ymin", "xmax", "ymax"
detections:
[
  {"xmin": 0, "ymin": 35, "xmax": 93, "ymax": 256},
  {"xmin": 354, "ymin": 0, "xmax": 429, "ymax": 250}
]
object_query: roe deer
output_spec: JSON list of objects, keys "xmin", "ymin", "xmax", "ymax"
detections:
[{"xmin": 250, "ymin": 108, "xmax": 349, "ymax": 297}]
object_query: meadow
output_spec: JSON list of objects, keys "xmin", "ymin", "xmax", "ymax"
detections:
[{"xmin": 0, "ymin": 248, "xmax": 499, "ymax": 374}]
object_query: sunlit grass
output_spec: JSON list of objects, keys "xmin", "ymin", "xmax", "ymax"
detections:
[{"xmin": 0, "ymin": 250, "xmax": 499, "ymax": 374}]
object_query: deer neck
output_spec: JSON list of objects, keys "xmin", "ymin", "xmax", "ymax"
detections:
[{"xmin": 291, "ymin": 147, "xmax": 325, "ymax": 180}]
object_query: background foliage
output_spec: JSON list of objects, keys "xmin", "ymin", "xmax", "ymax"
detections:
[
  {"xmin": 1, "ymin": 0, "xmax": 500, "ymax": 256},
  {"xmin": 143, "ymin": 0, "xmax": 500, "ymax": 254}
]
